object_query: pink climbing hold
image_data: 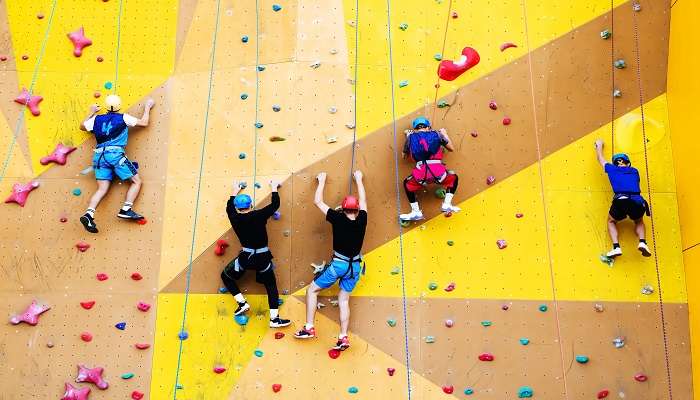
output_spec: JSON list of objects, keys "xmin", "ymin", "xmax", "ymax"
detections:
[
  {"xmin": 61, "ymin": 383, "xmax": 90, "ymax": 400},
  {"xmin": 131, "ymin": 272, "xmax": 143, "ymax": 281},
  {"xmin": 40, "ymin": 143, "xmax": 76, "ymax": 166},
  {"xmin": 478, "ymin": 353, "xmax": 495, "ymax": 362},
  {"xmin": 328, "ymin": 348, "xmax": 341, "ymax": 359},
  {"xmin": 214, "ymin": 239, "xmax": 229, "ymax": 256},
  {"xmin": 131, "ymin": 391, "xmax": 145, "ymax": 400},
  {"xmin": 496, "ymin": 239, "xmax": 508, "ymax": 249},
  {"xmin": 135, "ymin": 343, "xmax": 151, "ymax": 350},
  {"xmin": 14, "ymin": 88, "xmax": 43, "ymax": 116},
  {"xmin": 470, "ymin": 131, "xmax": 478, "ymax": 138},
  {"xmin": 76, "ymin": 241, "xmax": 91, "ymax": 252},
  {"xmin": 96, "ymin": 273, "xmax": 108, "ymax": 281},
  {"xmin": 488, "ymin": 100, "xmax": 498, "ymax": 110},
  {"xmin": 634, "ymin": 373, "xmax": 648, "ymax": 382},
  {"xmin": 137, "ymin": 301, "xmax": 151, "ymax": 312},
  {"xmin": 500, "ymin": 42, "xmax": 518, "ymax": 52},
  {"xmin": 502, "ymin": 117, "xmax": 512, "ymax": 125},
  {"xmin": 486, "ymin": 176, "xmax": 496, "ymax": 185},
  {"xmin": 9, "ymin": 300, "xmax": 50, "ymax": 326},
  {"xmin": 67, "ymin": 27, "xmax": 93, "ymax": 57},
  {"xmin": 444, "ymin": 282, "xmax": 455, "ymax": 292},
  {"xmin": 80, "ymin": 301, "xmax": 96, "ymax": 310},
  {"xmin": 5, "ymin": 180, "xmax": 39, "ymax": 206},
  {"xmin": 213, "ymin": 365, "xmax": 227, "ymax": 374},
  {"xmin": 387, "ymin": 367, "xmax": 396, "ymax": 376},
  {"xmin": 80, "ymin": 332, "xmax": 93, "ymax": 342},
  {"xmin": 0, "ymin": 55, "xmax": 7, "ymax": 61},
  {"xmin": 501, "ymin": 304, "xmax": 509, "ymax": 310},
  {"xmin": 444, "ymin": 319, "xmax": 454, "ymax": 327},
  {"xmin": 437, "ymin": 47, "xmax": 480, "ymax": 81},
  {"xmin": 75, "ymin": 364, "xmax": 108, "ymax": 389}
]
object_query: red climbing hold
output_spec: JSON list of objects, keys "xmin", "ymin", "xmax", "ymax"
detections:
[
  {"xmin": 10, "ymin": 300, "xmax": 50, "ymax": 325},
  {"xmin": 489, "ymin": 100, "xmax": 498, "ymax": 110},
  {"xmin": 496, "ymin": 239, "xmax": 508, "ymax": 249},
  {"xmin": 40, "ymin": 143, "xmax": 76, "ymax": 166},
  {"xmin": 213, "ymin": 365, "xmax": 227, "ymax": 374},
  {"xmin": 75, "ymin": 364, "xmax": 109, "ymax": 389},
  {"xmin": 137, "ymin": 301, "xmax": 151, "ymax": 312},
  {"xmin": 470, "ymin": 131, "xmax": 478, "ymax": 137},
  {"xmin": 131, "ymin": 272, "xmax": 143, "ymax": 281},
  {"xmin": 502, "ymin": 117, "xmax": 512, "ymax": 125},
  {"xmin": 272, "ymin": 383, "xmax": 282, "ymax": 393},
  {"xmin": 634, "ymin": 373, "xmax": 648, "ymax": 382},
  {"xmin": 67, "ymin": 27, "xmax": 92, "ymax": 57},
  {"xmin": 96, "ymin": 273, "xmax": 108, "ymax": 281},
  {"xmin": 444, "ymin": 282, "xmax": 455, "ymax": 292},
  {"xmin": 61, "ymin": 383, "xmax": 90, "ymax": 400},
  {"xmin": 486, "ymin": 176, "xmax": 496, "ymax": 185},
  {"xmin": 14, "ymin": 88, "xmax": 43, "ymax": 116},
  {"xmin": 80, "ymin": 301, "xmax": 96, "ymax": 310},
  {"xmin": 76, "ymin": 241, "xmax": 91, "ymax": 252},
  {"xmin": 597, "ymin": 389, "xmax": 610, "ymax": 399},
  {"xmin": 137, "ymin": 218, "xmax": 148, "ymax": 225},
  {"xmin": 387, "ymin": 367, "xmax": 396, "ymax": 376},
  {"xmin": 135, "ymin": 343, "xmax": 151, "ymax": 350},
  {"xmin": 80, "ymin": 332, "xmax": 93, "ymax": 342},
  {"xmin": 500, "ymin": 42, "xmax": 518, "ymax": 52},
  {"xmin": 478, "ymin": 353, "xmax": 494, "ymax": 361},
  {"xmin": 131, "ymin": 391, "xmax": 145, "ymax": 400},
  {"xmin": 214, "ymin": 239, "xmax": 229, "ymax": 256},
  {"xmin": 451, "ymin": 11, "xmax": 458, "ymax": 18},
  {"xmin": 274, "ymin": 332, "xmax": 285, "ymax": 339},
  {"xmin": 328, "ymin": 348, "xmax": 341, "ymax": 359},
  {"xmin": 437, "ymin": 47, "xmax": 480, "ymax": 81},
  {"xmin": 60, "ymin": 216, "xmax": 68, "ymax": 223},
  {"xmin": 4, "ymin": 180, "xmax": 39, "ymax": 206},
  {"xmin": 0, "ymin": 55, "xmax": 7, "ymax": 61},
  {"xmin": 93, "ymin": 92, "xmax": 101, "ymax": 98},
  {"xmin": 442, "ymin": 385, "xmax": 454, "ymax": 394}
]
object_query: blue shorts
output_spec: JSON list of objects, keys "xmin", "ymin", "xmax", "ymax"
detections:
[
  {"xmin": 314, "ymin": 259, "xmax": 362, "ymax": 292},
  {"xmin": 92, "ymin": 150, "xmax": 137, "ymax": 181}
]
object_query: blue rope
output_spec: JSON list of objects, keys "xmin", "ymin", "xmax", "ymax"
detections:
[
  {"xmin": 348, "ymin": 0, "xmax": 359, "ymax": 194},
  {"xmin": 252, "ymin": 0, "xmax": 260, "ymax": 204},
  {"xmin": 171, "ymin": 0, "xmax": 222, "ymax": 397},
  {"xmin": 383, "ymin": 1, "xmax": 412, "ymax": 398},
  {"xmin": 113, "ymin": 0, "xmax": 124, "ymax": 93},
  {"xmin": 0, "ymin": 0, "xmax": 58, "ymax": 184}
]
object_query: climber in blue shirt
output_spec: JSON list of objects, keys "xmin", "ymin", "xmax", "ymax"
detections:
[
  {"xmin": 78, "ymin": 95, "xmax": 154, "ymax": 233},
  {"xmin": 595, "ymin": 139, "xmax": 651, "ymax": 258}
]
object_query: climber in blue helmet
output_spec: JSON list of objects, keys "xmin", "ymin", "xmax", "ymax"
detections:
[
  {"xmin": 222, "ymin": 180, "xmax": 291, "ymax": 329},
  {"xmin": 595, "ymin": 139, "xmax": 651, "ymax": 258}
]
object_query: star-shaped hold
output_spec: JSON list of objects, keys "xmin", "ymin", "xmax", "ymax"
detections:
[
  {"xmin": 5, "ymin": 180, "xmax": 40, "ymax": 207},
  {"xmin": 40, "ymin": 143, "xmax": 77, "ymax": 166},
  {"xmin": 75, "ymin": 365, "xmax": 109, "ymax": 390},
  {"xmin": 61, "ymin": 383, "xmax": 91, "ymax": 400},
  {"xmin": 14, "ymin": 88, "xmax": 43, "ymax": 116},
  {"xmin": 310, "ymin": 261, "xmax": 326, "ymax": 274},
  {"xmin": 67, "ymin": 27, "xmax": 92, "ymax": 57},
  {"xmin": 9, "ymin": 300, "xmax": 51, "ymax": 326}
]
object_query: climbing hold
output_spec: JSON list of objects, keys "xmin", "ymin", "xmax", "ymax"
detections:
[
  {"xmin": 500, "ymin": 42, "xmax": 518, "ymax": 52},
  {"xmin": 398, "ymin": 80, "xmax": 409, "ymax": 88},
  {"xmin": 274, "ymin": 332, "xmax": 285, "ymax": 339},
  {"xmin": 428, "ymin": 282, "xmax": 438, "ymax": 290},
  {"xmin": 438, "ymin": 47, "xmax": 480, "ymax": 81},
  {"xmin": 446, "ymin": 240, "xmax": 454, "ymax": 246},
  {"xmin": 210, "ymin": 364, "xmax": 227, "ymax": 374},
  {"xmin": 348, "ymin": 386, "xmax": 359, "ymax": 394},
  {"xmin": 131, "ymin": 391, "xmax": 145, "ymax": 400},
  {"xmin": 60, "ymin": 216, "xmax": 68, "ymax": 223},
  {"xmin": 390, "ymin": 266, "xmax": 400, "ymax": 275},
  {"xmin": 47, "ymin": 341, "xmax": 54, "ymax": 348},
  {"xmin": 328, "ymin": 348, "xmax": 341, "ymax": 359},
  {"xmin": 272, "ymin": 211, "xmax": 281, "ymax": 220},
  {"xmin": 0, "ymin": 55, "xmax": 6, "ymax": 61},
  {"xmin": 238, "ymin": 152, "xmax": 246, "ymax": 159},
  {"xmin": 425, "ymin": 336, "xmax": 436, "ymax": 343},
  {"xmin": 104, "ymin": 81, "xmax": 113, "ymax": 89},
  {"xmin": 76, "ymin": 241, "xmax": 91, "ymax": 252},
  {"xmin": 272, "ymin": 383, "xmax": 282, "ymax": 392},
  {"xmin": 328, "ymin": 106, "xmax": 337, "ymax": 114},
  {"xmin": 614, "ymin": 59, "xmax": 626, "ymax": 69},
  {"xmin": 61, "ymin": 383, "xmax": 91, "ymax": 400},
  {"xmin": 40, "ymin": 143, "xmax": 76, "ymax": 165},
  {"xmin": 481, "ymin": 320, "xmax": 492, "ymax": 327},
  {"xmin": 345, "ymin": 122, "xmax": 355, "ymax": 129},
  {"xmin": 272, "ymin": 104, "xmax": 281, "ymax": 112},
  {"xmin": 80, "ymin": 301, "xmax": 95, "ymax": 310},
  {"xmin": 96, "ymin": 56, "xmax": 103, "ymax": 62},
  {"xmin": 599, "ymin": 254, "xmax": 614, "ymax": 266},
  {"xmin": 613, "ymin": 336, "xmax": 625, "ymax": 348},
  {"xmin": 94, "ymin": 91, "xmax": 101, "ymax": 98},
  {"xmin": 641, "ymin": 285, "xmax": 654, "ymax": 295},
  {"xmin": 218, "ymin": 287, "xmax": 228, "ymax": 294},
  {"xmin": 387, "ymin": 318, "xmax": 397, "ymax": 327},
  {"xmin": 451, "ymin": 11, "xmax": 458, "ymax": 18},
  {"xmin": 442, "ymin": 385, "xmax": 454, "ymax": 394},
  {"xmin": 238, "ymin": 181, "xmax": 248, "ymax": 189},
  {"xmin": 520, "ymin": 338, "xmax": 530, "ymax": 345},
  {"xmin": 496, "ymin": 239, "xmax": 507, "ymax": 249},
  {"xmin": 4, "ymin": 180, "xmax": 40, "ymax": 207},
  {"xmin": 214, "ymin": 239, "xmax": 229, "ymax": 256},
  {"xmin": 575, "ymin": 355, "xmax": 589, "ymax": 364},
  {"xmin": 240, "ymin": 93, "xmax": 248, "ymax": 100},
  {"xmin": 634, "ymin": 373, "xmax": 648, "ymax": 382},
  {"xmin": 135, "ymin": 343, "xmax": 151, "ymax": 350},
  {"xmin": 613, "ymin": 89, "xmax": 622, "ymax": 98},
  {"xmin": 600, "ymin": 29, "xmax": 611, "ymax": 39},
  {"xmin": 445, "ymin": 319, "xmax": 454, "ymax": 327},
  {"xmin": 489, "ymin": 100, "xmax": 498, "ymax": 110},
  {"xmin": 538, "ymin": 304, "xmax": 548, "ymax": 312},
  {"xmin": 254, "ymin": 349, "xmax": 264, "ymax": 357},
  {"xmin": 464, "ymin": 388, "xmax": 474, "ymax": 395},
  {"xmin": 444, "ymin": 282, "xmax": 455, "ymax": 292},
  {"xmin": 594, "ymin": 303, "xmax": 604, "ymax": 312},
  {"xmin": 96, "ymin": 273, "xmax": 108, "ymax": 281},
  {"xmin": 517, "ymin": 386, "xmax": 534, "ymax": 398},
  {"xmin": 115, "ymin": 322, "xmax": 126, "ymax": 330},
  {"xmin": 254, "ymin": 122, "xmax": 263, "ymax": 128},
  {"xmin": 502, "ymin": 304, "xmax": 509, "ymax": 310},
  {"xmin": 437, "ymin": 99, "xmax": 449, "ymax": 108},
  {"xmin": 400, "ymin": 220, "xmax": 410, "ymax": 227},
  {"xmin": 9, "ymin": 300, "xmax": 50, "ymax": 326},
  {"xmin": 502, "ymin": 117, "xmax": 512, "ymax": 125},
  {"xmin": 434, "ymin": 53, "xmax": 442, "ymax": 61},
  {"xmin": 486, "ymin": 175, "xmax": 496, "ymax": 185},
  {"xmin": 67, "ymin": 27, "xmax": 92, "ymax": 57},
  {"xmin": 178, "ymin": 331, "xmax": 188, "ymax": 340},
  {"xmin": 257, "ymin": 65, "xmax": 266, "ymax": 71},
  {"xmin": 311, "ymin": 261, "xmax": 326, "ymax": 274},
  {"xmin": 235, "ymin": 314, "xmax": 249, "ymax": 326},
  {"xmin": 330, "ymin": 48, "xmax": 338, "ymax": 54},
  {"xmin": 347, "ymin": 20, "xmax": 356, "ymax": 27},
  {"xmin": 269, "ymin": 136, "xmax": 286, "ymax": 142},
  {"xmin": 136, "ymin": 301, "xmax": 151, "ymax": 312},
  {"xmin": 470, "ymin": 131, "xmax": 478, "ymax": 137},
  {"xmin": 241, "ymin": 35, "xmax": 249, "ymax": 43},
  {"xmin": 478, "ymin": 353, "xmax": 494, "ymax": 361},
  {"xmin": 14, "ymin": 88, "xmax": 43, "ymax": 116},
  {"xmin": 515, "ymin": 213, "xmax": 524, "ymax": 218},
  {"xmin": 632, "ymin": 2, "xmax": 641, "ymax": 11},
  {"xmin": 399, "ymin": 23, "xmax": 408, "ymax": 31},
  {"xmin": 131, "ymin": 272, "xmax": 143, "ymax": 280},
  {"xmin": 121, "ymin": 373, "xmax": 135, "ymax": 379},
  {"xmin": 272, "ymin": 4, "xmax": 282, "ymax": 11},
  {"xmin": 75, "ymin": 364, "xmax": 109, "ymax": 389},
  {"xmin": 387, "ymin": 367, "xmax": 396, "ymax": 376},
  {"xmin": 22, "ymin": 54, "xmax": 28, "ymax": 60},
  {"xmin": 597, "ymin": 389, "xmax": 609, "ymax": 399},
  {"xmin": 309, "ymin": 61, "xmax": 321, "ymax": 69},
  {"xmin": 72, "ymin": 188, "xmax": 82, "ymax": 196},
  {"xmin": 80, "ymin": 332, "xmax": 93, "ymax": 342}
]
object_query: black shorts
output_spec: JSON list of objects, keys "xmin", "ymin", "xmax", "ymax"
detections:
[
  {"xmin": 609, "ymin": 198, "xmax": 645, "ymax": 221},
  {"xmin": 223, "ymin": 252, "xmax": 275, "ymax": 284}
]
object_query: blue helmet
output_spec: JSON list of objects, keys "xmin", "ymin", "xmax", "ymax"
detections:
[
  {"xmin": 234, "ymin": 194, "xmax": 252, "ymax": 209},
  {"xmin": 612, "ymin": 153, "xmax": 631, "ymax": 165},
  {"xmin": 412, "ymin": 116, "xmax": 431, "ymax": 129}
]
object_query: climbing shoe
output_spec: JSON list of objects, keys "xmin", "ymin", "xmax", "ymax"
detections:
[
  {"xmin": 269, "ymin": 317, "xmax": 291, "ymax": 328},
  {"xmin": 638, "ymin": 242, "xmax": 652, "ymax": 257},
  {"xmin": 234, "ymin": 301, "xmax": 250, "ymax": 316},
  {"xmin": 332, "ymin": 336, "xmax": 350, "ymax": 351},
  {"xmin": 606, "ymin": 247, "xmax": 622, "ymax": 258},
  {"xmin": 80, "ymin": 213, "xmax": 99, "ymax": 234},
  {"xmin": 399, "ymin": 209, "xmax": 424, "ymax": 221},
  {"xmin": 441, "ymin": 204, "xmax": 461, "ymax": 214},
  {"xmin": 293, "ymin": 327, "xmax": 316, "ymax": 339},
  {"xmin": 117, "ymin": 208, "xmax": 144, "ymax": 220}
]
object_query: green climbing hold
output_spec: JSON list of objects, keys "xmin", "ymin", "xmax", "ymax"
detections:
[
  {"xmin": 538, "ymin": 304, "xmax": 548, "ymax": 312},
  {"xmin": 425, "ymin": 335, "xmax": 435, "ymax": 343},
  {"xmin": 600, "ymin": 29, "xmax": 611, "ymax": 39},
  {"xmin": 72, "ymin": 188, "xmax": 82, "ymax": 196},
  {"xmin": 390, "ymin": 266, "xmax": 400, "ymax": 275},
  {"xmin": 434, "ymin": 53, "xmax": 442, "ymax": 61},
  {"xmin": 399, "ymin": 23, "xmax": 408, "ymax": 31},
  {"xmin": 519, "ymin": 338, "xmax": 530, "ymax": 345},
  {"xmin": 614, "ymin": 59, "xmax": 626, "ymax": 69},
  {"xmin": 600, "ymin": 254, "xmax": 614, "ymax": 266},
  {"xmin": 400, "ymin": 220, "xmax": 410, "ymax": 227},
  {"xmin": 387, "ymin": 318, "xmax": 397, "ymax": 327},
  {"xmin": 348, "ymin": 386, "xmax": 359, "ymax": 394},
  {"xmin": 575, "ymin": 355, "xmax": 589, "ymax": 364},
  {"xmin": 464, "ymin": 388, "xmax": 474, "ymax": 395},
  {"xmin": 446, "ymin": 240, "xmax": 454, "ymax": 246},
  {"xmin": 481, "ymin": 320, "xmax": 492, "ymax": 327},
  {"xmin": 240, "ymin": 93, "xmax": 248, "ymax": 100},
  {"xmin": 435, "ymin": 188, "xmax": 447, "ymax": 198},
  {"xmin": 398, "ymin": 80, "xmax": 409, "ymax": 88},
  {"xmin": 428, "ymin": 282, "xmax": 438, "ymax": 290},
  {"xmin": 121, "ymin": 373, "xmax": 135, "ymax": 379},
  {"xmin": 518, "ymin": 386, "xmax": 534, "ymax": 398},
  {"xmin": 437, "ymin": 100, "xmax": 449, "ymax": 109},
  {"xmin": 254, "ymin": 349, "xmax": 264, "ymax": 357}
]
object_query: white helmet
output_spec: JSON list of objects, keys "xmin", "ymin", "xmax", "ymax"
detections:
[{"xmin": 105, "ymin": 94, "xmax": 122, "ymax": 112}]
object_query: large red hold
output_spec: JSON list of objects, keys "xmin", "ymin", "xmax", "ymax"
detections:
[
  {"xmin": 9, "ymin": 300, "xmax": 50, "ymax": 325},
  {"xmin": 67, "ymin": 27, "xmax": 92, "ymax": 57},
  {"xmin": 437, "ymin": 47, "xmax": 480, "ymax": 81},
  {"xmin": 40, "ymin": 143, "xmax": 77, "ymax": 165},
  {"xmin": 61, "ymin": 383, "xmax": 90, "ymax": 400},
  {"xmin": 75, "ymin": 364, "xmax": 109, "ymax": 389},
  {"xmin": 14, "ymin": 88, "xmax": 43, "ymax": 116},
  {"xmin": 4, "ymin": 180, "xmax": 39, "ymax": 207}
]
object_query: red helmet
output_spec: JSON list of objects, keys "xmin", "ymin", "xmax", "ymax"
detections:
[{"xmin": 341, "ymin": 195, "xmax": 359, "ymax": 211}]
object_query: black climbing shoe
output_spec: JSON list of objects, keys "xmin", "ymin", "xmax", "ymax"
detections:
[
  {"xmin": 80, "ymin": 213, "xmax": 99, "ymax": 233},
  {"xmin": 234, "ymin": 302, "xmax": 250, "ymax": 316},
  {"xmin": 117, "ymin": 208, "xmax": 144, "ymax": 220},
  {"xmin": 269, "ymin": 317, "xmax": 291, "ymax": 328}
]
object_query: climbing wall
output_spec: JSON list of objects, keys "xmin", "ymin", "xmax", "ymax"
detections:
[{"xmin": 0, "ymin": 0, "xmax": 695, "ymax": 399}]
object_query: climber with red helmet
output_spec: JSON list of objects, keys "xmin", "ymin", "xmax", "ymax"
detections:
[
  {"xmin": 221, "ymin": 180, "xmax": 291, "ymax": 328},
  {"xmin": 294, "ymin": 170, "xmax": 368, "ymax": 351},
  {"xmin": 595, "ymin": 139, "xmax": 651, "ymax": 258},
  {"xmin": 399, "ymin": 116, "xmax": 460, "ymax": 221},
  {"xmin": 78, "ymin": 94, "xmax": 154, "ymax": 234}
]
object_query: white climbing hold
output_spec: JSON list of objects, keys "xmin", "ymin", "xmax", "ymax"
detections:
[
  {"xmin": 326, "ymin": 136, "xmax": 338, "ymax": 144},
  {"xmin": 345, "ymin": 123, "xmax": 355, "ymax": 129},
  {"xmin": 309, "ymin": 61, "xmax": 321, "ymax": 69},
  {"xmin": 317, "ymin": 302, "xmax": 326, "ymax": 309},
  {"xmin": 641, "ymin": 285, "xmax": 654, "ymax": 295},
  {"xmin": 329, "ymin": 48, "xmax": 338, "ymax": 55},
  {"xmin": 328, "ymin": 107, "xmax": 337, "ymax": 114}
]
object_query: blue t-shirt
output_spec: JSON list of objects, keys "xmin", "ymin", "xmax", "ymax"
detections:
[
  {"xmin": 604, "ymin": 163, "xmax": 641, "ymax": 194},
  {"xmin": 84, "ymin": 112, "xmax": 139, "ymax": 148}
]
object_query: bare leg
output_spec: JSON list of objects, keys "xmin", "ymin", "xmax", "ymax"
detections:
[
  {"xmin": 338, "ymin": 289, "xmax": 351, "ymax": 337},
  {"xmin": 634, "ymin": 218, "xmax": 646, "ymax": 240},
  {"xmin": 305, "ymin": 281, "xmax": 322, "ymax": 327},
  {"xmin": 88, "ymin": 180, "xmax": 112, "ymax": 210},
  {"xmin": 125, "ymin": 173, "xmax": 142, "ymax": 204},
  {"xmin": 607, "ymin": 214, "xmax": 619, "ymax": 244}
]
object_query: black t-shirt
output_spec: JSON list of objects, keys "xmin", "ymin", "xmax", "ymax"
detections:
[
  {"xmin": 326, "ymin": 209, "xmax": 368, "ymax": 258},
  {"xmin": 226, "ymin": 192, "xmax": 279, "ymax": 249}
]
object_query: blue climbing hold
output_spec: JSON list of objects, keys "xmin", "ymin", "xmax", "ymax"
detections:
[
  {"xmin": 273, "ymin": 211, "xmax": 281, "ymax": 220},
  {"xmin": 398, "ymin": 80, "xmax": 409, "ymax": 88},
  {"xmin": 218, "ymin": 287, "xmax": 228, "ymax": 294},
  {"xmin": 240, "ymin": 93, "xmax": 248, "ymax": 100},
  {"xmin": 104, "ymin": 81, "xmax": 113, "ymax": 90},
  {"xmin": 348, "ymin": 386, "xmax": 359, "ymax": 394},
  {"xmin": 519, "ymin": 338, "xmax": 530, "ymax": 345},
  {"xmin": 538, "ymin": 304, "xmax": 548, "ymax": 312},
  {"xmin": 72, "ymin": 188, "xmax": 82, "ymax": 196},
  {"xmin": 239, "ymin": 181, "xmax": 248, "ymax": 189},
  {"xmin": 178, "ymin": 331, "xmax": 188, "ymax": 340},
  {"xmin": 518, "ymin": 386, "xmax": 534, "ymax": 398},
  {"xmin": 272, "ymin": 104, "xmax": 281, "ymax": 112},
  {"xmin": 434, "ymin": 53, "xmax": 443, "ymax": 61},
  {"xmin": 176, "ymin": 383, "xmax": 183, "ymax": 389},
  {"xmin": 235, "ymin": 314, "xmax": 249, "ymax": 326},
  {"xmin": 241, "ymin": 35, "xmax": 249, "ymax": 43},
  {"xmin": 239, "ymin": 152, "xmax": 246, "ymax": 159},
  {"xmin": 257, "ymin": 65, "xmax": 266, "ymax": 71},
  {"xmin": 254, "ymin": 122, "xmax": 263, "ymax": 128},
  {"xmin": 278, "ymin": 297, "xmax": 284, "ymax": 306},
  {"xmin": 254, "ymin": 182, "xmax": 262, "ymax": 189},
  {"xmin": 115, "ymin": 322, "xmax": 126, "ymax": 330},
  {"xmin": 254, "ymin": 349, "xmax": 264, "ymax": 357},
  {"xmin": 272, "ymin": 4, "xmax": 282, "ymax": 11},
  {"xmin": 575, "ymin": 355, "xmax": 589, "ymax": 364},
  {"xmin": 464, "ymin": 388, "xmax": 474, "ymax": 395}
]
